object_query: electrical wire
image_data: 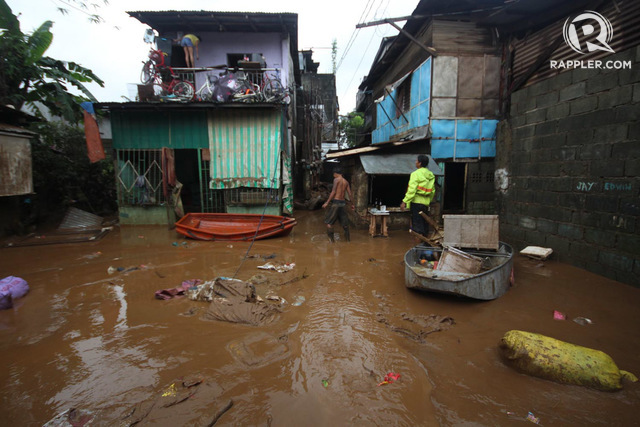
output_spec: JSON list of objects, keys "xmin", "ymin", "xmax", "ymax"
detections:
[
  {"xmin": 232, "ymin": 151, "xmax": 283, "ymax": 279},
  {"xmin": 336, "ymin": 0, "xmax": 377, "ymax": 71}
]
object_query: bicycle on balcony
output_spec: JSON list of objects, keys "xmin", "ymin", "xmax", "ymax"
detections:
[{"xmin": 140, "ymin": 49, "xmax": 195, "ymax": 101}]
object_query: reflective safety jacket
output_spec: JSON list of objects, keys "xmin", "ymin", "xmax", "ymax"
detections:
[{"xmin": 403, "ymin": 167, "xmax": 435, "ymax": 208}]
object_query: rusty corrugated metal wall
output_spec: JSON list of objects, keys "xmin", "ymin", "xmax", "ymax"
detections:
[{"xmin": 0, "ymin": 132, "xmax": 33, "ymax": 197}]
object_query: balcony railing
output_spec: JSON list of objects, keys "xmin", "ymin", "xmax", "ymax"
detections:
[{"xmin": 140, "ymin": 65, "xmax": 290, "ymax": 104}]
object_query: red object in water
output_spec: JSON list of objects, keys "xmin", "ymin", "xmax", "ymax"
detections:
[
  {"xmin": 175, "ymin": 213, "xmax": 297, "ymax": 241},
  {"xmin": 377, "ymin": 372, "xmax": 401, "ymax": 386},
  {"xmin": 553, "ymin": 310, "xmax": 566, "ymax": 320}
]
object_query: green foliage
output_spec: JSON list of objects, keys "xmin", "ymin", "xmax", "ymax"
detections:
[
  {"xmin": 0, "ymin": 0, "xmax": 104, "ymax": 123},
  {"xmin": 339, "ymin": 111, "xmax": 365, "ymax": 148},
  {"xmin": 28, "ymin": 121, "xmax": 117, "ymax": 220},
  {"xmin": 55, "ymin": 0, "xmax": 108, "ymax": 25}
]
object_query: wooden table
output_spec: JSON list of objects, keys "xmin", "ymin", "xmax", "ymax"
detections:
[{"xmin": 368, "ymin": 209, "xmax": 390, "ymax": 237}]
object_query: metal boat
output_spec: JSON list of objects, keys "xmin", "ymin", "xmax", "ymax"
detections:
[
  {"xmin": 404, "ymin": 242, "xmax": 514, "ymax": 300},
  {"xmin": 175, "ymin": 213, "xmax": 297, "ymax": 241}
]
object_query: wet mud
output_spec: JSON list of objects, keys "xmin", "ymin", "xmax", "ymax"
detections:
[{"xmin": 0, "ymin": 210, "xmax": 639, "ymax": 425}]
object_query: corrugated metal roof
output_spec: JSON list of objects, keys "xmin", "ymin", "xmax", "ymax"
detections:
[
  {"xmin": 360, "ymin": 154, "xmax": 443, "ymax": 176},
  {"xmin": 127, "ymin": 10, "xmax": 298, "ymax": 35},
  {"xmin": 360, "ymin": 0, "xmax": 595, "ymax": 90},
  {"xmin": 58, "ymin": 207, "xmax": 104, "ymax": 230},
  {"xmin": 0, "ymin": 123, "xmax": 37, "ymax": 136},
  {"xmin": 511, "ymin": 0, "xmax": 640, "ymax": 87}
]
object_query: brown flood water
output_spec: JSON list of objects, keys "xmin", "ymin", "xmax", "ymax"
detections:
[{"xmin": 0, "ymin": 209, "xmax": 639, "ymax": 426}]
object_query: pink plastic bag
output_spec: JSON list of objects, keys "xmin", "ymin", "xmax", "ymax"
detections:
[
  {"xmin": 553, "ymin": 310, "xmax": 566, "ymax": 320},
  {"xmin": 0, "ymin": 276, "xmax": 29, "ymax": 309}
]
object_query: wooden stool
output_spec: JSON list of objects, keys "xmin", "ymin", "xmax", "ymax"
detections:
[{"xmin": 369, "ymin": 212, "xmax": 389, "ymax": 237}]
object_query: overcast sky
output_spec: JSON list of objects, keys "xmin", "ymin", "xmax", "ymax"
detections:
[{"xmin": 7, "ymin": 0, "xmax": 418, "ymax": 113}]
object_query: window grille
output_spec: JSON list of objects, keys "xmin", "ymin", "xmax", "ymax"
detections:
[
  {"xmin": 486, "ymin": 172, "xmax": 495, "ymax": 183},
  {"xmin": 115, "ymin": 149, "xmax": 166, "ymax": 206},
  {"xmin": 225, "ymin": 187, "xmax": 280, "ymax": 207},
  {"xmin": 198, "ymin": 151, "xmax": 225, "ymax": 212},
  {"xmin": 471, "ymin": 172, "xmax": 483, "ymax": 183}
]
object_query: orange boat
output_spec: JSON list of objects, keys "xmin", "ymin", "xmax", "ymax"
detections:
[{"xmin": 175, "ymin": 213, "xmax": 297, "ymax": 241}]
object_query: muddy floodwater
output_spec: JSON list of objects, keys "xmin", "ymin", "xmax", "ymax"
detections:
[{"xmin": 0, "ymin": 210, "xmax": 639, "ymax": 426}]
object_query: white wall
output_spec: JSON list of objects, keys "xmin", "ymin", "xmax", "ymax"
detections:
[{"xmin": 192, "ymin": 32, "xmax": 289, "ymax": 89}]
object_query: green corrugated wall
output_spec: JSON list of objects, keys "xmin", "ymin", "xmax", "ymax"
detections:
[
  {"xmin": 111, "ymin": 110, "xmax": 209, "ymax": 149},
  {"xmin": 208, "ymin": 109, "xmax": 282, "ymax": 189}
]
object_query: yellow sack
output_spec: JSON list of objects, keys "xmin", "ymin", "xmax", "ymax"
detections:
[{"xmin": 499, "ymin": 330, "xmax": 638, "ymax": 391}]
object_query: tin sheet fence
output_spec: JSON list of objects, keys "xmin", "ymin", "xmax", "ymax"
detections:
[{"xmin": 208, "ymin": 109, "xmax": 281, "ymax": 190}]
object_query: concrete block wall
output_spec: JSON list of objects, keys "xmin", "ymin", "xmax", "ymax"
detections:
[{"xmin": 497, "ymin": 46, "xmax": 640, "ymax": 287}]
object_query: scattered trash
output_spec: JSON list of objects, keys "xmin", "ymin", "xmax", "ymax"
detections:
[
  {"xmin": 138, "ymin": 235, "xmax": 145, "ymax": 239},
  {"xmin": 279, "ymin": 269, "xmax": 309, "ymax": 286},
  {"xmin": 553, "ymin": 310, "xmax": 566, "ymax": 320},
  {"xmin": 266, "ymin": 295, "xmax": 287, "ymax": 305},
  {"xmin": 121, "ymin": 377, "xmax": 232, "ymax": 426},
  {"xmin": 506, "ymin": 411, "xmax": 519, "ymax": 419},
  {"xmin": 0, "ymin": 276, "xmax": 29, "ymax": 310},
  {"xmin": 43, "ymin": 408, "xmax": 94, "ymax": 427},
  {"xmin": 179, "ymin": 307, "xmax": 202, "ymax": 317},
  {"xmin": 292, "ymin": 296, "xmax": 306, "ymax": 306},
  {"xmin": 506, "ymin": 411, "xmax": 540, "ymax": 424},
  {"xmin": 420, "ymin": 260, "xmax": 438, "ymax": 269},
  {"xmin": 248, "ymin": 253, "xmax": 277, "ymax": 260},
  {"xmin": 573, "ymin": 317, "xmax": 593, "ymax": 326},
  {"xmin": 79, "ymin": 251, "xmax": 102, "ymax": 260},
  {"xmin": 107, "ymin": 265, "xmax": 143, "ymax": 275},
  {"xmin": 526, "ymin": 411, "xmax": 541, "ymax": 424},
  {"xmin": 520, "ymin": 246, "xmax": 553, "ymax": 260},
  {"xmin": 419, "ymin": 250, "xmax": 437, "ymax": 261},
  {"xmin": 187, "ymin": 281, "xmax": 217, "ymax": 302},
  {"xmin": 377, "ymin": 313, "xmax": 454, "ymax": 343},
  {"xmin": 258, "ymin": 262, "xmax": 295, "ymax": 273},
  {"xmin": 377, "ymin": 372, "xmax": 401, "ymax": 386},
  {"xmin": 203, "ymin": 278, "xmax": 282, "ymax": 325},
  {"xmin": 499, "ymin": 330, "xmax": 638, "ymax": 391},
  {"xmin": 162, "ymin": 383, "xmax": 178, "ymax": 397},
  {"xmin": 156, "ymin": 279, "xmax": 203, "ymax": 300},
  {"xmin": 172, "ymin": 241, "xmax": 189, "ymax": 247},
  {"xmin": 248, "ymin": 274, "xmax": 270, "ymax": 285},
  {"xmin": 322, "ymin": 379, "xmax": 329, "ymax": 388}
]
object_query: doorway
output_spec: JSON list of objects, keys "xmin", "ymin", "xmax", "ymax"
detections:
[
  {"xmin": 174, "ymin": 149, "xmax": 202, "ymax": 213},
  {"xmin": 443, "ymin": 162, "xmax": 466, "ymax": 213}
]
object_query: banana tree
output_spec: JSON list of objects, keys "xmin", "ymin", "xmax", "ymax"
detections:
[{"xmin": 0, "ymin": 0, "xmax": 104, "ymax": 122}]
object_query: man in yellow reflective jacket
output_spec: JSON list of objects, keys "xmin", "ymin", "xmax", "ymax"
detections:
[{"xmin": 400, "ymin": 155, "xmax": 435, "ymax": 237}]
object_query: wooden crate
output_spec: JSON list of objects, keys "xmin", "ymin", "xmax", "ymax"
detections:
[
  {"xmin": 443, "ymin": 215, "xmax": 499, "ymax": 250},
  {"xmin": 436, "ymin": 246, "xmax": 483, "ymax": 274}
]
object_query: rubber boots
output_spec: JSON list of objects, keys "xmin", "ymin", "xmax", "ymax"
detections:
[
  {"xmin": 327, "ymin": 229, "xmax": 335, "ymax": 242},
  {"xmin": 343, "ymin": 226, "xmax": 350, "ymax": 242}
]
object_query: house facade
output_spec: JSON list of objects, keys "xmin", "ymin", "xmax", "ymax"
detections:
[
  {"xmin": 357, "ymin": 3, "xmax": 501, "ymax": 214},
  {"xmin": 97, "ymin": 11, "xmax": 300, "ymax": 224},
  {"xmin": 355, "ymin": 0, "xmax": 640, "ymax": 286}
]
